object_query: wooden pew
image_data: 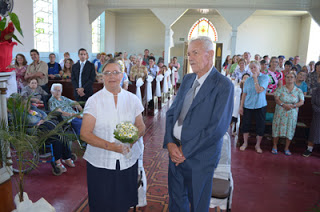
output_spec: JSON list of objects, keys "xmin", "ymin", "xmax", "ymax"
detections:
[{"xmin": 237, "ymin": 94, "xmax": 312, "ymax": 143}]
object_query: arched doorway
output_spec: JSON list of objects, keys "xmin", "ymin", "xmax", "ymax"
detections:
[{"xmin": 184, "ymin": 17, "xmax": 219, "ymax": 74}]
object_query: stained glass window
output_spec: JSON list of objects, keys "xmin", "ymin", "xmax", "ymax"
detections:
[{"xmin": 188, "ymin": 17, "xmax": 218, "ymax": 41}]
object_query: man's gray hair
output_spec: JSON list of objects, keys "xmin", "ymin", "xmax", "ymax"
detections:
[
  {"xmin": 189, "ymin": 36, "xmax": 214, "ymax": 52},
  {"xmin": 51, "ymin": 83, "xmax": 63, "ymax": 92}
]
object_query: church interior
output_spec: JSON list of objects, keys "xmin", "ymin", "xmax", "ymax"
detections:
[{"xmin": 0, "ymin": 0, "xmax": 320, "ymax": 211}]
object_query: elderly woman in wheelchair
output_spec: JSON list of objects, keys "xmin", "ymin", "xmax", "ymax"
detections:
[
  {"xmin": 48, "ymin": 83, "xmax": 83, "ymax": 136},
  {"xmin": 26, "ymin": 103, "xmax": 76, "ymax": 173}
]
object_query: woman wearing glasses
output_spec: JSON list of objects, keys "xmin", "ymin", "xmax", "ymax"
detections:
[
  {"xmin": 271, "ymin": 71, "xmax": 304, "ymax": 155},
  {"xmin": 80, "ymin": 59, "xmax": 146, "ymax": 212}
]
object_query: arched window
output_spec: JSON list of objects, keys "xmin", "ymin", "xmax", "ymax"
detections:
[
  {"xmin": 33, "ymin": 0, "xmax": 58, "ymax": 52},
  {"xmin": 188, "ymin": 17, "xmax": 218, "ymax": 42}
]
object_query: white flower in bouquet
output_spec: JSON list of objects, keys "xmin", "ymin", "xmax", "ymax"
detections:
[{"xmin": 114, "ymin": 121, "xmax": 139, "ymax": 144}]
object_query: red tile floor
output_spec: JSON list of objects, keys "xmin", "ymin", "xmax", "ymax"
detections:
[{"xmin": 11, "ymin": 100, "xmax": 320, "ymax": 212}]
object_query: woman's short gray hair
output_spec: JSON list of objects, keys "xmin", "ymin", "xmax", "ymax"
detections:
[
  {"xmin": 101, "ymin": 59, "xmax": 122, "ymax": 73},
  {"xmin": 51, "ymin": 83, "xmax": 63, "ymax": 92},
  {"xmin": 189, "ymin": 36, "xmax": 214, "ymax": 52}
]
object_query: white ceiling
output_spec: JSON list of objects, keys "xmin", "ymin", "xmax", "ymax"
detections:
[{"xmin": 105, "ymin": 8, "xmax": 309, "ymax": 17}]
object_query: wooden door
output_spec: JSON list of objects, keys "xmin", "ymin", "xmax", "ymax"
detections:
[{"xmin": 215, "ymin": 43, "xmax": 223, "ymax": 72}]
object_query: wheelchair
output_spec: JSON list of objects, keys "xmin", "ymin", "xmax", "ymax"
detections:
[{"xmin": 9, "ymin": 116, "xmax": 80, "ymax": 176}]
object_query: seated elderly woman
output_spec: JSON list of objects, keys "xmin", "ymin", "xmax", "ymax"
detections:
[
  {"xmin": 48, "ymin": 83, "xmax": 83, "ymax": 136},
  {"xmin": 24, "ymin": 102, "xmax": 75, "ymax": 172},
  {"xmin": 272, "ymin": 71, "xmax": 304, "ymax": 155}
]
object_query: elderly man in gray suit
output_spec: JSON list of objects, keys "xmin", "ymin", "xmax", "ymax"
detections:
[{"xmin": 163, "ymin": 36, "xmax": 234, "ymax": 212}]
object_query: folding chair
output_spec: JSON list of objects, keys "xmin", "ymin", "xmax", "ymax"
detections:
[{"xmin": 210, "ymin": 133, "xmax": 233, "ymax": 212}]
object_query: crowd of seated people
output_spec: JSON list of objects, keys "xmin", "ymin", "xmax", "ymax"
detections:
[{"xmin": 223, "ymin": 52, "xmax": 320, "ymax": 157}]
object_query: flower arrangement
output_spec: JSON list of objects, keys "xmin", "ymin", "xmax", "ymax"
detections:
[
  {"xmin": 116, "ymin": 59, "xmax": 125, "ymax": 73},
  {"xmin": 114, "ymin": 121, "xmax": 139, "ymax": 144},
  {"xmin": 0, "ymin": 12, "xmax": 23, "ymax": 44}
]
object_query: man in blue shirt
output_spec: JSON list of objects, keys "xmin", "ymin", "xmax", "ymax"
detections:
[{"xmin": 48, "ymin": 53, "xmax": 62, "ymax": 79}]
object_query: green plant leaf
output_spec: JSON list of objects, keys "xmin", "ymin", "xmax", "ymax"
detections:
[
  {"xmin": 9, "ymin": 13, "xmax": 23, "ymax": 37},
  {"xmin": 0, "ymin": 17, "xmax": 7, "ymax": 31},
  {"xmin": 12, "ymin": 34, "xmax": 23, "ymax": 45}
]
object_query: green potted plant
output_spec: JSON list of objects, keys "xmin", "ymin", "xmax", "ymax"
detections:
[{"xmin": 0, "ymin": 93, "xmax": 76, "ymax": 210}]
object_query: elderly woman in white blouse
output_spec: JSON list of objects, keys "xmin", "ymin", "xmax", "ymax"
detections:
[{"xmin": 80, "ymin": 59, "xmax": 146, "ymax": 212}]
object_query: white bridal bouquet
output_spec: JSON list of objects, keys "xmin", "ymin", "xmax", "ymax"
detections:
[{"xmin": 113, "ymin": 122, "xmax": 139, "ymax": 158}]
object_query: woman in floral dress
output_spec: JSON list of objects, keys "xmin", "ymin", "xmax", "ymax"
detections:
[
  {"xmin": 272, "ymin": 71, "xmax": 305, "ymax": 155},
  {"xmin": 8, "ymin": 54, "xmax": 28, "ymax": 92}
]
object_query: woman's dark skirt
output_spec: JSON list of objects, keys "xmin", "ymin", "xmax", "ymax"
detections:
[
  {"xmin": 309, "ymin": 112, "xmax": 320, "ymax": 144},
  {"xmin": 87, "ymin": 160, "xmax": 138, "ymax": 212}
]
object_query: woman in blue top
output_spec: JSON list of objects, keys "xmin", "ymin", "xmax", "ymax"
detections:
[
  {"xmin": 295, "ymin": 70, "xmax": 308, "ymax": 95},
  {"xmin": 239, "ymin": 61, "xmax": 269, "ymax": 153}
]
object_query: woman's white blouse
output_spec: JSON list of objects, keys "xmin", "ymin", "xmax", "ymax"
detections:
[{"xmin": 83, "ymin": 87, "xmax": 144, "ymax": 170}]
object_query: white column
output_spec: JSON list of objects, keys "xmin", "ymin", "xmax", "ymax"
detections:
[
  {"xmin": 231, "ymin": 28, "xmax": 238, "ymax": 56},
  {"xmin": 217, "ymin": 8, "xmax": 255, "ymax": 55},
  {"xmin": 151, "ymin": 8, "xmax": 187, "ymax": 65},
  {"xmin": 164, "ymin": 26, "xmax": 173, "ymax": 65},
  {"xmin": 0, "ymin": 72, "xmax": 14, "ymax": 184}
]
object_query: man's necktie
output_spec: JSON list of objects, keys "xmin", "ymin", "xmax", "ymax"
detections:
[
  {"xmin": 177, "ymin": 80, "xmax": 200, "ymax": 126},
  {"xmin": 79, "ymin": 62, "xmax": 84, "ymax": 88}
]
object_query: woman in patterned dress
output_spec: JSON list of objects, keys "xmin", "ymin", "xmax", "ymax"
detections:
[
  {"xmin": 302, "ymin": 75, "xmax": 320, "ymax": 157},
  {"xmin": 266, "ymin": 57, "xmax": 283, "ymax": 93},
  {"xmin": 272, "ymin": 71, "xmax": 305, "ymax": 155},
  {"xmin": 8, "ymin": 54, "xmax": 28, "ymax": 92},
  {"xmin": 129, "ymin": 56, "xmax": 148, "ymax": 81}
]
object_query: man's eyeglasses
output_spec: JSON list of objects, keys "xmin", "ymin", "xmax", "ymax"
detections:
[{"xmin": 102, "ymin": 71, "xmax": 122, "ymax": 76}]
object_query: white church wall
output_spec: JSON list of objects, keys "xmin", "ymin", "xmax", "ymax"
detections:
[
  {"xmin": 114, "ymin": 14, "xmax": 165, "ymax": 57},
  {"xmin": 58, "ymin": 0, "xmax": 92, "ymax": 61},
  {"xmin": 12, "ymin": 0, "xmax": 92, "ymax": 63},
  {"xmin": 297, "ymin": 15, "xmax": 311, "ymax": 65},
  {"xmin": 11, "ymin": 0, "xmax": 34, "ymax": 62},
  {"xmin": 105, "ymin": 11, "xmax": 116, "ymax": 55},
  {"xmin": 237, "ymin": 15, "xmax": 301, "ymax": 62},
  {"xmin": 307, "ymin": 18, "xmax": 320, "ymax": 63}
]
